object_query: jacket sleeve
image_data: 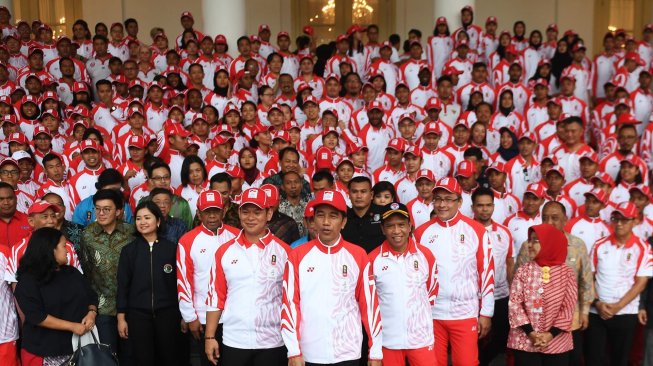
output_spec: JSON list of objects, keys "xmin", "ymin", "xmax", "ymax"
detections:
[
  {"xmin": 551, "ymin": 268, "xmax": 577, "ymax": 332},
  {"xmin": 205, "ymin": 246, "xmax": 227, "ymax": 311},
  {"xmin": 176, "ymin": 239, "xmax": 198, "ymax": 323},
  {"xmin": 508, "ymin": 266, "xmax": 530, "ymax": 329},
  {"xmin": 280, "ymin": 255, "xmax": 302, "ymax": 358},
  {"xmin": 116, "ymin": 244, "xmax": 133, "ymax": 314},
  {"xmin": 477, "ymin": 230, "xmax": 495, "ymax": 318},
  {"xmin": 356, "ymin": 257, "xmax": 383, "ymax": 361}
]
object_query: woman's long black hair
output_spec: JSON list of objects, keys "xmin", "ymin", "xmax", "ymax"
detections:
[
  {"xmin": 16, "ymin": 227, "xmax": 64, "ymax": 284},
  {"xmin": 180, "ymin": 155, "xmax": 207, "ymax": 188}
]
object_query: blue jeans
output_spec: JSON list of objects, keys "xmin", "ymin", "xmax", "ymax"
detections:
[{"xmin": 96, "ymin": 314, "xmax": 132, "ymax": 365}]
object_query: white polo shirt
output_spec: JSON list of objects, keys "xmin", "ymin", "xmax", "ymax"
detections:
[{"xmin": 590, "ymin": 235, "xmax": 653, "ymax": 315}]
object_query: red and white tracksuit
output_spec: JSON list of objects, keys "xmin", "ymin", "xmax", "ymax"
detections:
[
  {"xmin": 369, "ymin": 239, "xmax": 438, "ymax": 366},
  {"xmin": 206, "ymin": 231, "xmax": 291, "ymax": 349},
  {"xmin": 281, "ymin": 236, "xmax": 383, "ymax": 364}
]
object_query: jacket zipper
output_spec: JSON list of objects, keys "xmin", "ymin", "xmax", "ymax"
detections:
[{"xmin": 150, "ymin": 243, "xmax": 156, "ymax": 318}]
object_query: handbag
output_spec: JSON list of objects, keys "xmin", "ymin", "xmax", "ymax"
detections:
[{"xmin": 61, "ymin": 330, "xmax": 119, "ymax": 366}]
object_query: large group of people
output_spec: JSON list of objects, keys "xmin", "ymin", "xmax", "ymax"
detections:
[{"xmin": 0, "ymin": 3, "xmax": 651, "ymax": 366}]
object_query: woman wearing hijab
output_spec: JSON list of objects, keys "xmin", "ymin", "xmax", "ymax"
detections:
[
  {"xmin": 238, "ymin": 147, "xmax": 265, "ymax": 190},
  {"xmin": 551, "ymin": 39, "xmax": 572, "ymax": 88},
  {"xmin": 508, "ymin": 224, "xmax": 577, "ymax": 365}
]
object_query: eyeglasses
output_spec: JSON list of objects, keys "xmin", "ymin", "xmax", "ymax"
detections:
[
  {"xmin": 150, "ymin": 175, "xmax": 171, "ymax": 182},
  {"xmin": 0, "ymin": 170, "xmax": 19, "ymax": 176},
  {"xmin": 433, "ymin": 197, "xmax": 459, "ymax": 204},
  {"xmin": 94, "ymin": 206, "xmax": 115, "ymax": 214}
]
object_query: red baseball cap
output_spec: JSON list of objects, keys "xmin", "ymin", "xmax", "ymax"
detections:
[
  {"xmin": 303, "ymin": 95, "xmax": 319, "ymax": 106},
  {"xmin": 240, "ymin": 188, "xmax": 268, "ymax": 209},
  {"xmin": 486, "ymin": 161, "xmax": 506, "ymax": 175},
  {"xmin": 8, "ymin": 132, "xmax": 28, "ymax": 145},
  {"xmin": 625, "ymin": 52, "xmax": 645, "ymax": 66},
  {"xmin": 79, "ymin": 139, "xmax": 100, "ymax": 152},
  {"xmin": 261, "ymin": 184, "xmax": 280, "ymax": 207},
  {"xmin": 435, "ymin": 16, "xmax": 447, "ymax": 26},
  {"xmin": 258, "ymin": 24, "xmax": 270, "ymax": 33},
  {"xmin": 425, "ymin": 98, "xmax": 442, "ymax": 112},
  {"xmin": 315, "ymin": 146, "xmax": 334, "ymax": 171},
  {"xmin": 222, "ymin": 103, "xmax": 240, "ymax": 116},
  {"xmin": 347, "ymin": 139, "xmax": 368, "ymax": 155},
  {"xmin": 322, "ymin": 126, "xmax": 340, "ymax": 137},
  {"xmin": 312, "ymin": 189, "xmax": 347, "ymax": 214},
  {"xmin": 547, "ymin": 23, "xmax": 559, "ymax": 32},
  {"xmin": 518, "ymin": 131, "xmax": 538, "ymax": 143},
  {"xmin": 72, "ymin": 82, "xmax": 89, "ymax": 93},
  {"xmin": 547, "ymin": 97, "xmax": 563, "ymax": 107},
  {"xmin": 27, "ymin": 200, "xmax": 62, "ymax": 215},
  {"xmin": 546, "ymin": 165, "xmax": 565, "ymax": 177},
  {"xmin": 367, "ymin": 100, "xmax": 384, "ymax": 111},
  {"xmin": 180, "ymin": 11, "xmax": 194, "ymax": 20},
  {"xmin": 33, "ymin": 125, "xmax": 51, "ymax": 138},
  {"xmin": 127, "ymin": 135, "xmax": 147, "ymax": 149},
  {"xmin": 629, "ymin": 184, "xmax": 652, "ymax": 202},
  {"xmin": 167, "ymin": 123, "xmax": 191, "ymax": 137},
  {"xmin": 322, "ymin": 108, "xmax": 339, "ymax": 120},
  {"xmin": 572, "ymin": 42, "xmax": 587, "ymax": 52},
  {"xmin": 285, "ymin": 120, "xmax": 301, "ymax": 131},
  {"xmin": 336, "ymin": 34, "xmax": 348, "ymax": 43},
  {"xmin": 486, "ymin": 16, "xmax": 497, "ymax": 24},
  {"xmin": 579, "ymin": 151, "xmax": 599, "ymax": 163},
  {"xmin": 403, "ymin": 145, "xmax": 422, "ymax": 158},
  {"xmin": 434, "ymin": 177, "xmax": 462, "ymax": 195},
  {"xmin": 612, "ymin": 201, "xmax": 638, "ymax": 219},
  {"xmin": 423, "ymin": 121, "xmax": 442, "ymax": 135},
  {"xmin": 212, "ymin": 134, "xmax": 235, "ymax": 148},
  {"xmin": 214, "ymin": 34, "xmax": 227, "ymax": 45},
  {"xmin": 541, "ymin": 155, "xmax": 559, "ymax": 165},
  {"xmin": 456, "ymin": 160, "xmax": 476, "ymax": 178},
  {"xmin": 398, "ymin": 112, "xmax": 415, "ymax": 125},
  {"xmin": 277, "ymin": 31, "xmax": 290, "ymax": 39},
  {"xmin": 416, "ymin": 169, "xmax": 436, "ymax": 182},
  {"xmin": 1, "ymin": 114, "xmax": 17, "ymax": 125},
  {"xmin": 591, "ymin": 172, "xmax": 615, "ymax": 187},
  {"xmin": 127, "ymin": 106, "xmax": 144, "ymax": 118},
  {"xmin": 41, "ymin": 108, "xmax": 60, "ymax": 120},
  {"xmin": 304, "ymin": 202, "xmax": 315, "ymax": 218},
  {"xmin": 584, "ymin": 187, "xmax": 609, "ymax": 205},
  {"xmin": 525, "ymin": 182, "xmax": 546, "ymax": 198},
  {"xmin": 197, "ymin": 190, "xmax": 224, "ymax": 211},
  {"xmin": 325, "ymin": 73, "xmax": 340, "ymax": 82},
  {"xmin": 442, "ymin": 65, "xmax": 463, "ymax": 76},
  {"xmin": 386, "ymin": 138, "xmax": 406, "ymax": 152},
  {"xmin": 273, "ymin": 130, "xmax": 291, "ymax": 142},
  {"xmin": 302, "ymin": 25, "xmax": 315, "ymax": 37},
  {"xmin": 616, "ymin": 113, "xmax": 641, "ymax": 126}
]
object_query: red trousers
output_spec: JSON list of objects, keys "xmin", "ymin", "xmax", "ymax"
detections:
[
  {"xmin": 382, "ymin": 345, "xmax": 437, "ymax": 366},
  {"xmin": 0, "ymin": 341, "xmax": 19, "ymax": 366},
  {"xmin": 433, "ymin": 318, "xmax": 479, "ymax": 366}
]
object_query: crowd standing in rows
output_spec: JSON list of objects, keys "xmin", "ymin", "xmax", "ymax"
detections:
[{"xmin": 0, "ymin": 3, "xmax": 652, "ymax": 366}]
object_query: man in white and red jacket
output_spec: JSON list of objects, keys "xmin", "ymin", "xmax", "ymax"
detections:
[
  {"xmin": 414, "ymin": 177, "xmax": 494, "ymax": 366},
  {"xmin": 369, "ymin": 202, "xmax": 438, "ymax": 366},
  {"xmin": 281, "ymin": 190, "xmax": 383, "ymax": 366}
]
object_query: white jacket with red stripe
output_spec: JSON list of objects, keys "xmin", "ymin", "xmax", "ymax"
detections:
[
  {"xmin": 369, "ymin": 239, "xmax": 438, "ymax": 350},
  {"xmin": 176, "ymin": 224, "xmax": 240, "ymax": 324},
  {"xmin": 206, "ymin": 231, "xmax": 291, "ymax": 349},
  {"xmin": 281, "ymin": 236, "xmax": 383, "ymax": 363},
  {"xmin": 414, "ymin": 211, "xmax": 495, "ymax": 320}
]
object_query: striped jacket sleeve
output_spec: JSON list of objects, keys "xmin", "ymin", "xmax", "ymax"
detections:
[
  {"xmin": 280, "ymin": 253, "xmax": 302, "ymax": 358},
  {"xmin": 477, "ymin": 230, "xmax": 496, "ymax": 318},
  {"xmin": 356, "ymin": 254, "xmax": 383, "ymax": 361},
  {"xmin": 176, "ymin": 239, "xmax": 197, "ymax": 323}
]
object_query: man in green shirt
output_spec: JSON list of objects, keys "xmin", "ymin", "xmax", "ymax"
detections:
[
  {"xmin": 79, "ymin": 189, "xmax": 135, "ymax": 364},
  {"xmin": 138, "ymin": 161, "xmax": 193, "ymax": 229}
]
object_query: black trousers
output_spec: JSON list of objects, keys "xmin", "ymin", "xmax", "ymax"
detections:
[
  {"xmin": 127, "ymin": 307, "xmax": 182, "ymax": 366},
  {"xmin": 306, "ymin": 360, "xmax": 359, "ymax": 366},
  {"xmin": 220, "ymin": 344, "xmax": 287, "ymax": 366},
  {"xmin": 479, "ymin": 297, "xmax": 510, "ymax": 366},
  {"xmin": 514, "ymin": 350, "xmax": 570, "ymax": 366},
  {"xmin": 190, "ymin": 324, "xmax": 223, "ymax": 366},
  {"xmin": 585, "ymin": 313, "xmax": 638, "ymax": 366},
  {"xmin": 569, "ymin": 329, "xmax": 584, "ymax": 366}
]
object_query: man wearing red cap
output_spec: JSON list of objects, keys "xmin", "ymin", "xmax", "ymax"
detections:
[
  {"xmin": 414, "ymin": 177, "xmax": 494, "ymax": 366},
  {"xmin": 565, "ymin": 188, "xmax": 611, "ymax": 252},
  {"xmin": 204, "ymin": 188, "xmax": 290, "ymax": 366},
  {"xmin": 587, "ymin": 202, "xmax": 653, "ymax": 366},
  {"xmin": 562, "ymin": 42, "xmax": 592, "ymax": 103},
  {"xmin": 358, "ymin": 101, "xmax": 395, "ymax": 172},
  {"xmin": 177, "ymin": 190, "xmax": 239, "ymax": 365},
  {"xmin": 68, "ymin": 139, "xmax": 105, "ymax": 205},
  {"xmin": 557, "ymin": 75, "xmax": 590, "ymax": 125},
  {"xmin": 36, "ymin": 153, "xmax": 75, "ymax": 220},
  {"xmin": 406, "ymin": 169, "xmax": 435, "ymax": 228},
  {"xmin": 543, "ymin": 165, "xmax": 577, "ymax": 219},
  {"xmin": 630, "ymin": 184, "xmax": 653, "ymax": 241},
  {"xmin": 324, "ymin": 35, "xmax": 358, "ymax": 79},
  {"xmin": 372, "ymin": 138, "xmax": 406, "ymax": 185},
  {"xmin": 420, "ymin": 121, "xmax": 455, "ymax": 180},
  {"xmin": 552, "ymin": 116, "xmax": 593, "ymax": 182},
  {"xmin": 368, "ymin": 42, "xmax": 400, "ymax": 94},
  {"xmin": 369, "ymin": 202, "xmax": 438, "ymax": 366},
  {"xmin": 504, "ymin": 182, "xmax": 544, "ymax": 261},
  {"xmin": 505, "ymin": 132, "xmax": 541, "ymax": 201},
  {"xmin": 281, "ymin": 189, "xmax": 383, "ymax": 366},
  {"xmin": 175, "ymin": 11, "xmax": 204, "ymax": 49},
  {"xmin": 394, "ymin": 146, "xmax": 423, "ymax": 204},
  {"xmin": 613, "ymin": 52, "xmax": 645, "ymax": 93}
]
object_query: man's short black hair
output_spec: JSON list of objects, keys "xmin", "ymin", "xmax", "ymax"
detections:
[
  {"xmin": 312, "ymin": 170, "xmax": 334, "ymax": 185},
  {"xmin": 95, "ymin": 79, "xmax": 112, "ymax": 89},
  {"xmin": 95, "ymin": 168, "xmax": 123, "ymax": 190},
  {"xmin": 472, "ymin": 187, "xmax": 494, "ymax": 203},
  {"xmin": 473, "ymin": 62, "xmax": 487, "ymax": 70},
  {"xmin": 408, "ymin": 29, "xmax": 422, "ymax": 38},
  {"xmin": 348, "ymin": 175, "xmax": 372, "ymax": 190},
  {"xmin": 562, "ymin": 115, "xmax": 583, "ymax": 127},
  {"xmin": 543, "ymin": 200, "xmax": 566, "ymax": 216},
  {"xmin": 210, "ymin": 172, "xmax": 232, "ymax": 190},
  {"xmin": 0, "ymin": 181, "xmax": 14, "ymax": 192},
  {"xmin": 123, "ymin": 18, "xmax": 138, "ymax": 27},
  {"xmin": 279, "ymin": 147, "xmax": 299, "ymax": 162},
  {"xmin": 92, "ymin": 34, "xmax": 108, "ymax": 43},
  {"xmin": 464, "ymin": 147, "xmax": 484, "ymax": 160},
  {"xmin": 147, "ymin": 161, "xmax": 171, "ymax": 178},
  {"xmin": 42, "ymin": 153, "xmax": 62, "ymax": 166},
  {"xmin": 93, "ymin": 188, "xmax": 124, "ymax": 210},
  {"xmin": 150, "ymin": 187, "xmax": 173, "ymax": 200}
]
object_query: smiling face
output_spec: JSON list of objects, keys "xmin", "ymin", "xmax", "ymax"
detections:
[
  {"xmin": 135, "ymin": 207, "xmax": 160, "ymax": 237},
  {"xmin": 313, "ymin": 204, "xmax": 346, "ymax": 245},
  {"xmin": 381, "ymin": 214, "xmax": 411, "ymax": 250}
]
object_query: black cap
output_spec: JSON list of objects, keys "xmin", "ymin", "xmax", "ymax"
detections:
[{"xmin": 380, "ymin": 202, "xmax": 410, "ymax": 222}]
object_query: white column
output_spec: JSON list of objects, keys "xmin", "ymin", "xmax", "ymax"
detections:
[
  {"xmin": 434, "ymin": 0, "xmax": 475, "ymax": 29},
  {"xmin": 202, "ymin": 0, "xmax": 246, "ymax": 46}
]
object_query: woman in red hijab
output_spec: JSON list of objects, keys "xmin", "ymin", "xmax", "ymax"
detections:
[{"xmin": 507, "ymin": 223, "xmax": 578, "ymax": 365}]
